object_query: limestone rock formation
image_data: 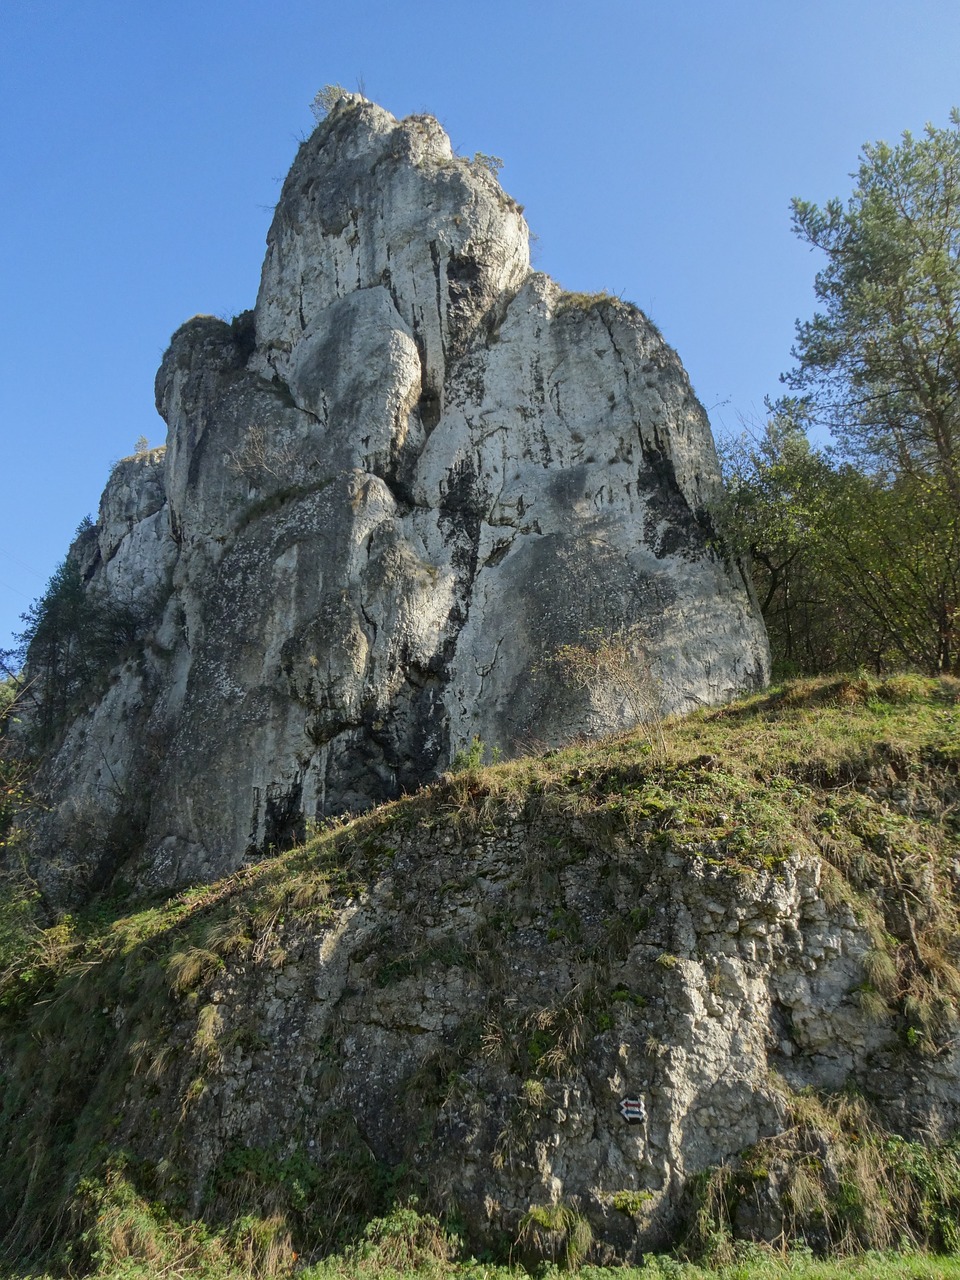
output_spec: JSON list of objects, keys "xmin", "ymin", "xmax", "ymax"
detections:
[
  {"xmin": 26, "ymin": 94, "xmax": 768, "ymax": 896},
  {"xmin": 5, "ymin": 689, "xmax": 960, "ymax": 1264}
]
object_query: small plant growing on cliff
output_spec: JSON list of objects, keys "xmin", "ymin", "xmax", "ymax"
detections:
[
  {"xmin": 518, "ymin": 1201, "xmax": 593, "ymax": 1269},
  {"xmin": 166, "ymin": 945, "xmax": 223, "ymax": 994},
  {"xmin": 350, "ymin": 1198, "xmax": 455, "ymax": 1270},
  {"xmin": 544, "ymin": 626, "xmax": 666, "ymax": 756},
  {"xmin": 450, "ymin": 735, "xmax": 501, "ymax": 772},
  {"xmin": 310, "ymin": 84, "xmax": 349, "ymax": 121},
  {"xmin": 225, "ymin": 423, "xmax": 296, "ymax": 487},
  {"xmin": 471, "ymin": 151, "xmax": 503, "ymax": 178},
  {"xmin": 521, "ymin": 1077, "xmax": 549, "ymax": 1109},
  {"xmin": 610, "ymin": 1189, "xmax": 653, "ymax": 1216},
  {"xmin": 555, "ymin": 289, "xmax": 615, "ymax": 315}
]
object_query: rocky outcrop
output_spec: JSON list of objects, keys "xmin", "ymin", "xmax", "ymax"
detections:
[
  {"xmin": 108, "ymin": 835, "xmax": 903, "ymax": 1258},
  {"xmin": 25, "ymin": 94, "xmax": 768, "ymax": 897},
  {"xmin": 5, "ymin": 685, "xmax": 960, "ymax": 1264}
]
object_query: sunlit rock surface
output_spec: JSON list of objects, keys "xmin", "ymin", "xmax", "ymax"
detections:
[{"xmin": 27, "ymin": 95, "xmax": 768, "ymax": 894}]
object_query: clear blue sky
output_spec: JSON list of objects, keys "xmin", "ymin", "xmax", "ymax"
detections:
[{"xmin": 2, "ymin": 0, "xmax": 959, "ymax": 654}]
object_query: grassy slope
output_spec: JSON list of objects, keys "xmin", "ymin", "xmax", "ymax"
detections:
[{"xmin": 0, "ymin": 674, "xmax": 959, "ymax": 1279}]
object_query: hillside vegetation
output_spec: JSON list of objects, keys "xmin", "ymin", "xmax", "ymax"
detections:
[{"xmin": 1, "ymin": 674, "xmax": 959, "ymax": 1280}]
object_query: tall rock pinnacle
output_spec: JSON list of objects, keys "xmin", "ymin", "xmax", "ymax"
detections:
[{"xmin": 24, "ymin": 95, "xmax": 768, "ymax": 897}]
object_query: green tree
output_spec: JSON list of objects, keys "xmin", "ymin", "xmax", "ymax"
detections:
[
  {"xmin": 718, "ymin": 405, "xmax": 890, "ymax": 675},
  {"xmin": 726, "ymin": 114, "xmax": 960, "ymax": 675},
  {"xmin": 17, "ymin": 558, "xmax": 92, "ymax": 744},
  {"xmin": 818, "ymin": 462, "xmax": 960, "ymax": 674},
  {"xmin": 0, "ymin": 673, "xmax": 32, "ymax": 851},
  {"xmin": 788, "ymin": 111, "xmax": 960, "ymax": 503},
  {"xmin": 16, "ymin": 553, "xmax": 145, "ymax": 749},
  {"xmin": 720, "ymin": 403, "xmax": 960, "ymax": 677}
]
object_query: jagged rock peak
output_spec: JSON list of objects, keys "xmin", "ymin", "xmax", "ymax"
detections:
[
  {"xmin": 22, "ymin": 98, "xmax": 769, "ymax": 898},
  {"xmin": 251, "ymin": 95, "xmax": 531, "ymax": 399}
]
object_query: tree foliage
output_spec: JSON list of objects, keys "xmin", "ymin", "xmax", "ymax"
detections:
[
  {"xmin": 310, "ymin": 84, "xmax": 349, "ymax": 123},
  {"xmin": 720, "ymin": 410, "xmax": 960, "ymax": 676},
  {"xmin": 0, "ymin": 673, "xmax": 33, "ymax": 856},
  {"xmin": 16, "ymin": 552, "xmax": 146, "ymax": 749},
  {"xmin": 723, "ymin": 114, "xmax": 960, "ymax": 676},
  {"xmin": 718, "ymin": 405, "xmax": 853, "ymax": 675},
  {"xmin": 788, "ymin": 111, "xmax": 960, "ymax": 501},
  {"xmin": 544, "ymin": 626, "xmax": 666, "ymax": 755}
]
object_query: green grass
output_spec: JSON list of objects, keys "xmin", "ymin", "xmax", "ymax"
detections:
[
  {"xmin": 553, "ymin": 289, "xmax": 617, "ymax": 314},
  {"xmin": 4, "ymin": 1179, "xmax": 960, "ymax": 1277}
]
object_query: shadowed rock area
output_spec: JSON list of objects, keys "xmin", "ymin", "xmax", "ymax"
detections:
[{"xmin": 23, "ymin": 94, "xmax": 768, "ymax": 900}]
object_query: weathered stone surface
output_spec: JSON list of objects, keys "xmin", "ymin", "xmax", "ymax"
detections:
[
  {"xmin": 9, "ymin": 807, "xmax": 957, "ymax": 1261},
  {"xmin": 25, "ymin": 95, "xmax": 768, "ymax": 895}
]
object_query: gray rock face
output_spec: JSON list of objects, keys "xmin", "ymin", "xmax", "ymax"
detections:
[
  {"xmin": 5, "ymin": 806, "xmax": 957, "ymax": 1261},
  {"xmin": 27, "ymin": 94, "xmax": 768, "ymax": 894}
]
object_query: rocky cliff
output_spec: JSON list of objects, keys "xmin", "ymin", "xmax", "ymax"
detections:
[
  {"xmin": 3, "ymin": 678, "xmax": 959, "ymax": 1268},
  {"xmin": 25, "ymin": 93, "xmax": 767, "ymax": 900}
]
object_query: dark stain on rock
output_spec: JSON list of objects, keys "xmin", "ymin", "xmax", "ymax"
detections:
[{"xmin": 263, "ymin": 775, "xmax": 305, "ymax": 852}]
